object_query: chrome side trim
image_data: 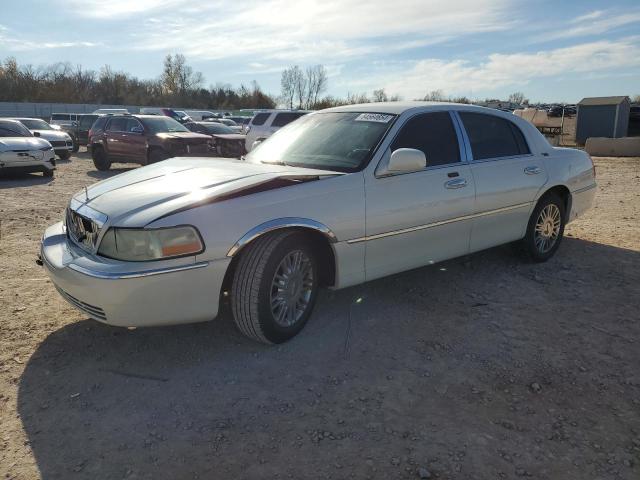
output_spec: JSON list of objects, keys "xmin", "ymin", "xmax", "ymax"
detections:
[
  {"xmin": 67, "ymin": 261, "xmax": 209, "ymax": 279},
  {"xmin": 573, "ymin": 183, "xmax": 597, "ymax": 194},
  {"xmin": 347, "ymin": 202, "xmax": 532, "ymax": 244},
  {"xmin": 227, "ymin": 217, "xmax": 338, "ymax": 257}
]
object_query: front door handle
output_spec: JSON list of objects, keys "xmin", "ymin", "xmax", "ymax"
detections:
[
  {"xmin": 445, "ymin": 178, "xmax": 467, "ymax": 189},
  {"xmin": 524, "ymin": 166, "xmax": 541, "ymax": 175}
]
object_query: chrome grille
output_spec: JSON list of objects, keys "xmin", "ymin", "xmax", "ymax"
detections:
[
  {"xmin": 55, "ymin": 286, "xmax": 107, "ymax": 321},
  {"xmin": 66, "ymin": 208, "xmax": 101, "ymax": 250}
]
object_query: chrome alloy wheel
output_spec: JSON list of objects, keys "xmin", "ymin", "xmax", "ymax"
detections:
[
  {"xmin": 534, "ymin": 204, "xmax": 561, "ymax": 254},
  {"xmin": 270, "ymin": 250, "xmax": 314, "ymax": 327}
]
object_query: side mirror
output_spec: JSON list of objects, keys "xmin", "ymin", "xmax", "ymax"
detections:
[
  {"xmin": 33, "ymin": 131, "xmax": 41, "ymax": 137},
  {"xmin": 387, "ymin": 148, "xmax": 426, "ymax": 173},
  {"xmin": 71, "ymin": 121, "xmax": 78, "ymax": 127},
  {"xmin": 130, "ymin": 126, "xmax": 144, "ymax": 134}
]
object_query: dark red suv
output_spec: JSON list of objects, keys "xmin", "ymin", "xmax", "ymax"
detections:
[{"xmin": 88, "ymin": 114, "xmax": 213, "ymax": 171}]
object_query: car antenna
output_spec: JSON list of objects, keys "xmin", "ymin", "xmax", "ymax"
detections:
[{"xmin": 85, "ymin": 185, "xmax": 89, "ymax": 201}]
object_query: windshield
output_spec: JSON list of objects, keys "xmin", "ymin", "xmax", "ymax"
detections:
[
  {"xmin": 246, "ymin": 112, "xmax": 395, "ymax": 172},
  {"xmin": 18, "ymin": 119, "xmax": 53, "ymax": 130},
  {"xmin": 0, "ymin": 121, "xmax": 32, "ymax": 137},
  {"xmin": 203, "ymin": 123, "xmax": 235, "ymax": 134},
  {"xmin": 142, "ymin": 117, "xmax": 190, "ymax": 133}
]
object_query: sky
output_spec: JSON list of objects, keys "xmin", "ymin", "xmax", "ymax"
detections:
[{"xmin": 1, "ymin": 0, "xmax": 639, "ymax": 103}]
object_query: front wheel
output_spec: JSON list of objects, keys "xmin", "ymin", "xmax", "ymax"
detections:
[
  {"xmin": 231, "ymin": 231, "xmax": 319, "ymax": 344},
  {"xmin": 71, "ymin": 137, "xmax": 80, "ymax": 153},
  {"xmin": 58, "ymin": 150, "xmax": 71, "ymax": 161},
  {"xmin": 148, "ymin": 148, "xmax": 169, "ymax": 164},
  {"xmin": 91, "ymin": 146, "xmax": 111, "ymax": 171},
  {"xmin": 518, "ymin": 193, "xmax": 566, "ymax": 262}
]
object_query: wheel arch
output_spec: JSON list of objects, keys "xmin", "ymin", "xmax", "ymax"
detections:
[
  {"xmin": 537, "ymin": 184, "xmax": 572, "ymax": 221},
  {"xmin": 221, "ymin": 218, "xmax": 338, "ymax": 293}
]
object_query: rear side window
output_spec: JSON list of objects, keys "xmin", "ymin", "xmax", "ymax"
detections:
[
  {"xmin": 391, "ymin": 112, "xmax": 460, "ymax": 167},
  {"xmin": 91, "ymin": 116, "xmax": 107, "ymax": 131},
  {"xmin": 251, "ymin": 113, "xmax": 270, "ymax": 126},
  {"xmin": 79, "ymin": 115, "xmax": 98, "ymax": 129},
  {"xmin": 107, "ymin": 117, "xmax": 127, "ymax": 132},
  {"xmin": 459, "ymin": 112, "xmax": 530, "ymax": 160},
  {"xmin": 271, "ymin": 112, "xmax": 305, "ymax": 127}
]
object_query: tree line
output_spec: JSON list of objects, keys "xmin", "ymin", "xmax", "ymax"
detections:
[{"xmin": 0, "ymin": 54, "xmax": 277, "ymax": 110}]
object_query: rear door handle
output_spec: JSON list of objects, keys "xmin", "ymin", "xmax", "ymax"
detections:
[
  {"xmin": 445, "ymin": 178, "xmax": 467, "ymax": 189},
  {"xmin": 524, "ymin": 166, "xmax": 541, "ymax": 175}
]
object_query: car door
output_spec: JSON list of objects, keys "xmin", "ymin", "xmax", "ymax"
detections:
[
  {"xmin": 456, "ymin": 111, "xmax": 548, "ymax": 252},
  {"xmin": 104, "ymin": 117, "xmax": 128, "ymax": 157},
  {"xmin": 122, "ymin": 118, "xmax": 147, "ymax": 162},
  {"xmin": 363, "ymin": 111, "xmax": 476, "ymax": 281}
]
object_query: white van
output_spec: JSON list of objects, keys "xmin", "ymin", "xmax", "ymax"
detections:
[
  {"xmin": 245, "ymin": 110, "xmax": 309, "ymax": 151},
  {"xmin": 92, "ymin": 108, "xmax": 129, "ymax": 115},
  {"xmin": 50, "ymin": 113, "xmax": 78, "ymax": 127},
  {"xmin": 184, "ymin": 110, "xmax": 221, "ymax": 121}
]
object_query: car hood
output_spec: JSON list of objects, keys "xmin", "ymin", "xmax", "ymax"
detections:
[
  {"xmin": 212, "ymin": 133, "xmax": 246, "ymax": 140},
  {"xmin": 31, "ymin": 129, "xmax": 71, "ymax": 141},
  {"xmin": 0, "ymin": 137, "xmax": 51, "ymax": 152},
  {"xmin": 73, "ymin": 157, "xmax": 342, "ymax": 226},
  {"xmin": 155, "ymin": 132, "xmax": 210, "ymax": 141}
]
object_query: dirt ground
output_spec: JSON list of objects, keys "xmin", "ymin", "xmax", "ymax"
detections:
[{"xmin": 1, "ymin": 152, "xmax": 639, "ymax": 480}]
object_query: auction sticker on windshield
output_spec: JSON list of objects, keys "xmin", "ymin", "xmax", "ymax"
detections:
[{"xmin": 354, "ymin": 113, "xmax": 394, "ymax": 123}]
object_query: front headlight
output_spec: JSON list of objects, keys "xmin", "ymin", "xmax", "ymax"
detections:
[{"xmin": 97, "ymin": 226, "xmax": 204, "ymax": 261}]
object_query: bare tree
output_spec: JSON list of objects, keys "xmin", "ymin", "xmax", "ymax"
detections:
[
  {"xmin": 290, "ymin": 66, "xmax": 305, "ymax": 109},
  {"xmin": 305, "ymin": 65, "xmax": 328, "ymax": 108},
  {"xmin": 508, "ymin": 92, "xmax": 527, "ymax": 105},
  {"xmin": 372, "ymin": 88, "xmax": 388, "ymax": 102},
  {"xmin": 280, "ymin": 67, "xmax": 296, "ymax": 109},
  {"xmin": 422, "ymin": 89, "xmax": 446, "ymax": 101}
]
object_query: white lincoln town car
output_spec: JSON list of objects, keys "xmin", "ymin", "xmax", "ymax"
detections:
[{"xmin": 40, "ymin": 102, "xmax": 596, "ymax": 343}]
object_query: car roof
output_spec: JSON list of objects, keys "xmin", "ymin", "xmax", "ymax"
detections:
[
  {"xmin": 0, "ymin": 118, "xmax": 26, "ymax": 124},
  {"xmin": 320, "ymin": 101, "xmax": 513, "ymax": 116},
  {"xmin": 9, "ymin": 117, "xmax": 43, "ymax": 121}
]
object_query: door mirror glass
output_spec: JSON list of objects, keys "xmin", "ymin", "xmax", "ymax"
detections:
[
  {"xmin": 33, "ymin": 131, "xmax": 41, "ymax": 137},
  {"xmin": 387, "ymin": 148, "xmax": 426, "ymax": 173}
]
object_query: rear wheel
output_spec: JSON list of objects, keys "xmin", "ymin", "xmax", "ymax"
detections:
[
  {"xmin": 231, "ymin": 231, "xmax": 319, "ymax": 344},
  {"xmin": 58, "ymin": 150, "xmax": 71, "ymax": 161},
  {"xmin": 42, "ymin": 169, "xmax": 54, "ymax": 178},
  {"xmin": 91, "ymin": 146, "xmax": 111, "ymax": 171},
  {"xmin": 518, "ymin": 193, "xmax": 566, "ymax": 262}
]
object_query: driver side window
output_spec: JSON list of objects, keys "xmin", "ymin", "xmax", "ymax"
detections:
[{"xmin": 391, "ymin": 112, "xmax": 460, "ymax": 167}]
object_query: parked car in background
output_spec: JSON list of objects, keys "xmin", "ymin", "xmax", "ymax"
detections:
[
  {"xmin": 0, "ymin": 119, "xmax": 55, "ymax": 177},
  {"xmin": 245, "ymin": 110, "xmax": 309, "ymax": 151},
  {"xmin": 61, "ymin": 114, "xmax": 100, "ymax": 152},
  {"xmin": 207, "ymin": 118, "xmax": 243, "ymax": 133},
  {"xmin": 225, "ymin": 116, "xmax": 252, "ymax": 133},
  {"xmin": 184, "ymin": 110, "xmax": 220, "ymax": 121},
  {"xmin": 139, "ymin": 107, "xmax": 192, "ymax": 124},
  {"xmin": 41, "ymin": 102, "xmax": 595, "ymax": 344},
  {"xmin": 88, "ymin": 114, "xmax": 213, "ymax": 170},
  {"xmin": 49, "ymin": 113, "xmax": 78, "ymax": 128},
  {"xmin": 186, "ymin": 121, "xmax": 246, "ymax": 158},
  {"xmin": 92, "ymin": 108, "xmax": 129, "ymax": 115},
  {"xmin": 10, "ymin": 118, "xmax": 73, "ymax": 160}
]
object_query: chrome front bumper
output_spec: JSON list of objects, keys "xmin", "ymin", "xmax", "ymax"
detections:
[{"xmin": 41, "ymin": 222, "xmax": 230, "ymax": 327}]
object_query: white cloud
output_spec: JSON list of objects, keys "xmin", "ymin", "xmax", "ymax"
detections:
[
  {"xmin": 378, "ymin": 38, "xmax": 640, "ymax": 99},
  {"xmin": 533, "ymin": 8, "xmax": 640, "ymax": 42},
  {"xmin": 96, "ymin": 0, "xmax": 512, "ymax": 61},
  {"xmin": 0, "ymin": 25, "xmax": 99, "ymax": 51}
]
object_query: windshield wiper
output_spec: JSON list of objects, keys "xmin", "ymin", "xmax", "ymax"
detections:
[{"xmin": 261, "ymin": 160, "xmax": 287, "ymax": 166}]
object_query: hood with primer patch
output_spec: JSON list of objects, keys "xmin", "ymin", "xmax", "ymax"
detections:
[{"xmin": 72, "ymin": 157, "xmax": 341, "ymax": 225}]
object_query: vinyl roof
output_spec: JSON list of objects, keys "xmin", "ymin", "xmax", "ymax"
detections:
[{"xmin": 577, "ymin": 96, "xmax": 629, "ymax": 106}]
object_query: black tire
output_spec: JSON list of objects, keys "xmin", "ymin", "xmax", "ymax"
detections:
[
  {"xmin": 148, "ymin": 148, "xmax": 169, "ymax": 164},
  {"xmin": 91, "ymin": 146, "xmax": 111, "ymax": 171},
  {"xmin": 231, "ymin": 230, "xmax": 319, "ymax": 344},
  {"xmin": 71, "ymin": 136, "xmax": 79, "ymax": 153},
  {"xmin": 42, "ymin": 169, "xmax": 54, "ymax": 178},
  {"xmin": 58, "ymin": 150, "xmax": 71, "ymax": 161},
  {"xmin": 518, "ymin": 192, "xmax": 566, "ymax": 262}
]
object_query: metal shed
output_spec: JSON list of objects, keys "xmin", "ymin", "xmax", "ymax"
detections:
[{"xmin": 576, "ymin": 96, "xmax": 630, "ymax": 145}]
